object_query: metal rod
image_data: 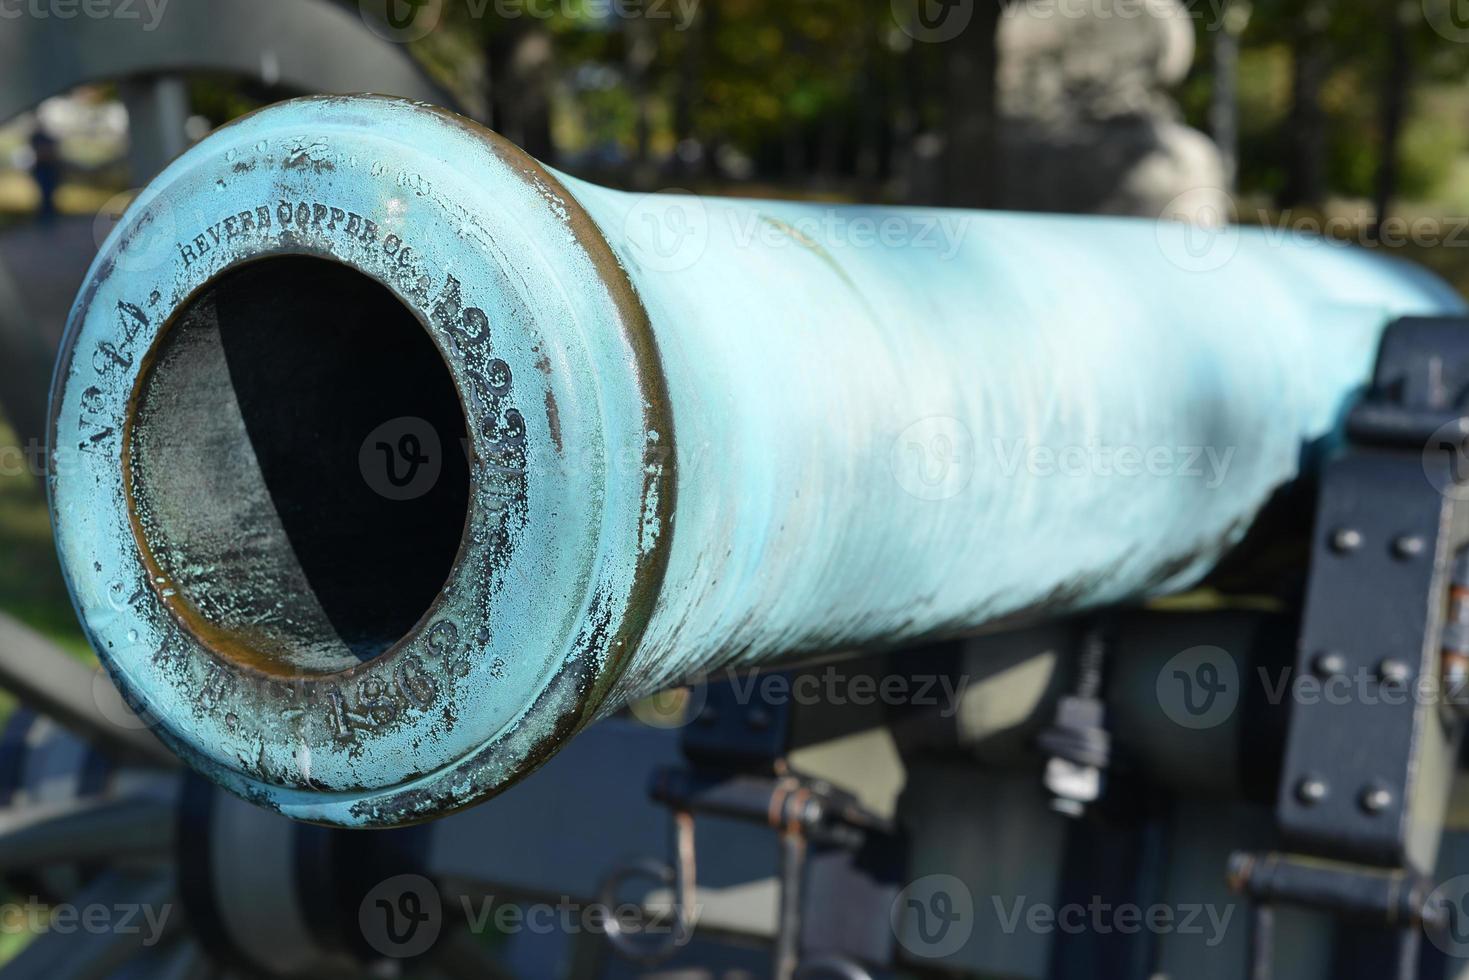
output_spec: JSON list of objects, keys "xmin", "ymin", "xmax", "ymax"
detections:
[
  {"xmin": 774, "ymin": 826, "xmax": 807, "ymax": 980},
  {"xmin": 0, "ymin": 613, "xmax": 175, "ymax": 768},
  {"xmin": 0, "ymin": 795, "xmax": 174, "ymax": 872},
  {"xmin": 1248, "ymin": 904, "xmax": 1274, "ymax": 980}
]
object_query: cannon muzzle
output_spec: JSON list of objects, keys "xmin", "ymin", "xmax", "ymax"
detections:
[{"xmin": 48, "ymin": 96, "xmax": 1464, "ymax": 826}]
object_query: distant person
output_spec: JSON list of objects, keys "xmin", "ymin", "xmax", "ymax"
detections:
[{"xmin": 30, "ymin": 126, "xmax": 61, "ymax": 223}]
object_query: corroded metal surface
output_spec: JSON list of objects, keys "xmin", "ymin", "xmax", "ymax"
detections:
[{"xmin": 49, "ymin": 96, "xmax": 1465, "ymax": 827}]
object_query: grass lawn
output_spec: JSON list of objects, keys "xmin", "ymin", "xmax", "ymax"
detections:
[{"xmin": 0, "ymin": 413, "xmax": 89, "ymax": 659}]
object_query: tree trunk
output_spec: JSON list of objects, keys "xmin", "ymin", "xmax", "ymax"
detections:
[
  {"xmin": 1210, "ymin": 0, "xmax": 1245, "ymax": 191},
  {"xmin": 941, "ymin": 0, "xmax": 1005, "ymax": 208},
  {"xmin": 816, "ymin": 112, "xmax": 845, "ymax": 189},
  {"xmin": 1373, "ymin": 1, "xmax": 1413, "ymax": 240},
  {"xmin": 1281, "ymin": 0, "xmax": 1329, "ymax": 209},
  {"xmin": 672, "ymin": 3, "xmax": 708, "ymax": 179},
  {"xmin": 625, "ymin": 16, "xmax": 658, "ymax": 189},
  {"xmin": 485, "ymin": 23, "xmax": 555, "ymax": 164},
  {"xmin": 782, "ymin": 31, "xmax": 812, "ymax": 184},
  {"xmin": 892, "ymin": 32, "xmax": 926, "ymax": 203},
  {"xmin": 855, "ymin": 25, "xmax": 887, "ymax": 197},
  {"xmin": 783, "ymin": 116, "xmax": 808, "ymax": 182}
]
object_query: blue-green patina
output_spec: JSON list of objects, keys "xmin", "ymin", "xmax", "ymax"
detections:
[{"xmin": 48, "ymin": 96, "xmax": 1464, "ymax": 826}]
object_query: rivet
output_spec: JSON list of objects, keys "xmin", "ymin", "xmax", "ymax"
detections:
[
  {"xmin": 1378, "ymin": 659, "xmax": 1411, "ymax": 687},
  {"xmin": 1313, "ymin": 651, "xmax": 1347, "ymax": 678},
  {"xmin": 1296, "ymin": 776, "xmax": 1329, "ymax": 806},
  {"xmin": 1361, "ymin": 785, "xmax": 1394, "ymax": 815},
  {"xmin": 1392, "ymin": 535, "xmax": 1426, "ymax": 560},
  {"xmin": 1331, "ymin": 528, "xmax": 1363, "ymax": 554}
]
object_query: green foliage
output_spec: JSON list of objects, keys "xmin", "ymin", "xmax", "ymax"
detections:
[
  {"xmin": 337, "ymin": 0, "xmax": 1469, "ymax": 211},
  {"xmin": 1400, "ymin": 85, "xmax": 1469, "ymax": 201},
  {"xmin": 1236, "ymin": 45, "xmax": 1293, "ymax": 198},
  {"xmin": 1174, "ymin": 0, "xmax": 1469, "ymax": 227}
]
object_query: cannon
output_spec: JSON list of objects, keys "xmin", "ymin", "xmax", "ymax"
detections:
[{"xmin": 47, "ymin": 95, "xmax": 1465, "ymax": 828}]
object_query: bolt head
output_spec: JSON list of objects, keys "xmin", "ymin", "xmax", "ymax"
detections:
[
  {"xmin": 1331, "ymin": 528, "xmax": 1363, "ymax": 553},
  {"xmin": 1313, "ymin": 651, "xmax": 1347, "ymax": 678},
  {"xmin": 1043, "ymin": 757, "xmax": 1102, "ymax": 812},
  {"xmin": 1296, "ymin": 776, "xmax": 1329, "ymax": 806},
  {"xmin": 1361, "ymin": 785, "xmax": 1394, "ymax": 815},
  {"xmin": 1392, "ymin": 535, "xmax": 1426, "ymax": 560},
  {"xmin": 1378, "ymin": 659, "xmax": 1411, "ymax": 687}
]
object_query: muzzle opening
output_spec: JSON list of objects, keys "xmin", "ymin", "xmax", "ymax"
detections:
[{"xmin": 125, "ymin": 255, "xmax": 471, "ymax": 676}]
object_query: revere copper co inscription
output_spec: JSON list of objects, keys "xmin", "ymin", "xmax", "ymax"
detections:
[
  {"xmin": 176, "ymin": 199, "xmax": 420, "ymax": 270},
  {"xmin": 85, "ymin": 198, "xmax": 529, "ymax": 752}
]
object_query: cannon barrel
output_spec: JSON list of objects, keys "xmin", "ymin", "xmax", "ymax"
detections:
[{"xmin": 48, "ymin": 96, "xmax": 1464, "ymax": 827}]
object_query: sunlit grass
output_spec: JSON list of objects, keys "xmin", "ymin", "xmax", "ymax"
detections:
[{"xmin": 0, "ymin": 413, "xmax": 89, "ymax": 659}]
